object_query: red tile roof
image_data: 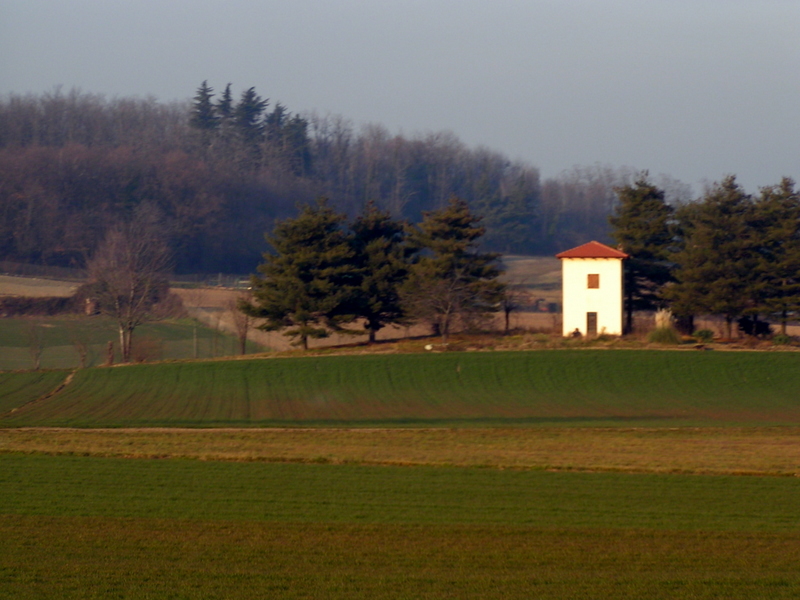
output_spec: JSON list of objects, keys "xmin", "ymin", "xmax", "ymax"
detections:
[{"xmin": 555, "ymin": 241, "xmax": 629, "ymax": 259}]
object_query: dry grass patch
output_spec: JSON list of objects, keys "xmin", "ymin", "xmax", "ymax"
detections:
[{"xmin": 3, "ymin": 427, "xmax": 800, "ymax": 475}]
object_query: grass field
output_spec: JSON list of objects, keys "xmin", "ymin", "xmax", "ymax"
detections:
[
  {"xmin": 0, "ymin": 316, "xmax": 262, "ymax": 370},
  {"xmin": 0, "ymin": 371, "xmax": 69, "ymax": 414},
  {"xmin": 3, "ymin": 347, "xmax": 800, "ymax": 597},
  {"xmin": 1, "ymin": 454, "xmax": 799, "ymax": 598},
  {"xmin": 3, "ymin": 350, "xmax": 800, "ymax": 427},
  {"xmin": 3, "ymin": 427, "xmax": 800, "ymax": 476}
]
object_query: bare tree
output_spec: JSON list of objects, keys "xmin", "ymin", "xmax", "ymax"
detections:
[
  {"xmin": 500, "ymin": 282, "xmax": 532, "ymax": 334},
  {"xmin": 181, "ymin": 288, "xmax": 208, "ymax": 359},
  {"xmin": 229, "ymin": 291, "xmax": 253, "ymax": 355},
  {"xmin": 402, "ymin": 274, "xmax": 470, "ymax": 342},
  {"xmin": 25, "ymin": 320, "xmax": 44, "ymax": 370},
  {"xmin": 86, "ymin": 206, "xmax": 171, "ymax": 362}
]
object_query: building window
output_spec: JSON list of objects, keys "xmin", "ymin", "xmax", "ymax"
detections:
[{"xmin": 587, "ymin": 274, "xmax": 600, "ymax": 289}]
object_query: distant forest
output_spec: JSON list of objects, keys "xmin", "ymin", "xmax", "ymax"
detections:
[{"xmin": 0, "ymin": 85, "xmax": 692, "ymax": 274}]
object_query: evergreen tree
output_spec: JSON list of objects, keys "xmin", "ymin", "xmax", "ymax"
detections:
[
  {"xmin": 403, "ymin": 197, "xmax": 504, "ymax": 339},
  {"xmin": 216, "ymin": 83, "xmax": 234, "ymax": 123},
  {"xmin": 472, "ymin": 171, "xmax": 537, "ymax": 254},
  {"xmin": 265, "ymin": 102, "xmax": 288, "ymax": 140},
  {"xmin": 350, "ymin": 201, "xmax": 413, "ymax": 343},
  {"xmin": 752, "ymin": 177, "xmax": 800, "ymax": 334},
  {"xmin": 234, "ymin": 87, "xmax": 268, "ymax": 146},
  {"xmin": 189, "ymin": 81, "xmax": 218, "ymax": 132},
  {"xmin": 665, "ymin": 176, "xmax": 756, "ymax": 338},
  {"xmin": 283, "ymin": 114, "xmax": 312, "ymax": 176},
  {"xmin": 243, "ymin": 199, "xmax": 358, "ymax": 349},
  {"xmin": 609, "ymin": 174, "xmax": 674, "ymax": 333}
]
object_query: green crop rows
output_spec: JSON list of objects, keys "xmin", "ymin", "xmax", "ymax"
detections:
[
  {"xmin": 3, "ymin": 350, "xmax": 800, "ymax": 427},
  {"xmin": 0, "ymin": 317, "xmax": 260, "ymax": 370},
  {"xmin": 0, "ymin": 370, "xmax": 69, "ymax": 414},
  {"xmin": 1, "ymin": 454, "xmax": 799, "ymax": 598}
]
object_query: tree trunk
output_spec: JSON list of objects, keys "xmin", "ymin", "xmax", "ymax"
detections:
[
  {"xmin": 118, "ymin": 326, "xmax": 127, "ymax": 362},
  {"xmin": 368, "ymin": 328, "xmax": 376, "ymax": 344},
  {"xmin": 625, "ymin": 274, "xmax": 634, "ymax": 334},
  {"xmin": 238, "ymin": 315, "xmax": 249, "ymax": 355}
]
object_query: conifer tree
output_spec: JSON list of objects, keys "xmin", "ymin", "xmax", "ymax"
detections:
[
  {"xmin": 350, "ymin": 202, "xmax": 413, "ymax": 342},
  {"xmin": 752, "ymin": 177, "xmax": 800, "ymax": 334},
  {"xmin": 243, "ymin": 199, "xmax": 358, "ymax": 349},
  {"xmin": 189, "ymin": 81, "xmax": 218, "ymax": 132},
  {"xmin": 234, "ymin": 87, "xmax": 268, "ymax": 146},
  {"xmin": 609, "ymin": 174, "xmax": 674, "ymax": 333},
  {"xmin": 215, "ymin": 83, "xmax": 233, "ymax": 123},
  {"xmin": 403, "ymin": 197, "xmax": 504, "ymax": 339},
  {"xmin": 665, "ymin": 176, "xmax": 756, "ymax": 338}
]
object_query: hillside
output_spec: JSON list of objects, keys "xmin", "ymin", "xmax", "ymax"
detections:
[{"xmin": 3, "ymin": 350, "xmax": 800, "ymax": 427}]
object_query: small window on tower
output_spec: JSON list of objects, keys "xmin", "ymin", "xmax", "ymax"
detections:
[{"xmin": 588, "ymin": 274, "xmax": 600, "ymax": 289}]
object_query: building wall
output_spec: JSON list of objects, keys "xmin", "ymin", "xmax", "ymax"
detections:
[{"xmin": 561, "ymin": 258, "xmax": 624, "ymax": 336}]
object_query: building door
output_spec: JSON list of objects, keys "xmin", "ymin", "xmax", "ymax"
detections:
[{"xmin": 587, "ymin": 312, "xmax": 598, "ymax": 337}]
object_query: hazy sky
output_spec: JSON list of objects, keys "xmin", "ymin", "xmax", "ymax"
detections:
[{"xmin": 2, "ymin": 0, "xmax": 798, "ymax": 193}]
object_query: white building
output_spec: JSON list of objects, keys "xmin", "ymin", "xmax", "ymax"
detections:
[{"xmin": 556, "ymin": 241, "xmax": 628, "ymax": 337}]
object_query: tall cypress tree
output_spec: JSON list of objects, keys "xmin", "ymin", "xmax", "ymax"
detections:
[
  {"xmin": 609, "ymin": 174, "xmax": 673, "ymax": 333},
  {"xmin": 243, "ymin": 199, "xmax": 358, "ymax": 349}
]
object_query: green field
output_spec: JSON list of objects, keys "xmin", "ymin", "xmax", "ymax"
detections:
[
  {"xmin": 0, "ymin": 317, "xmax": 261, "ymax": 370},
  {"xmin": 0, "ymin": 370, "xmax": 69, "ymax": 415},
  {"xmin": 3, "ymin": 349, "xmax": 800, "ymax": 597},
  {"xmin": 3, "ymin": 350, "xmax": 800, "ymax": 427},
  {"xmin": 1, "ymin": 454, "xmax": 799, "ymax": 598}
]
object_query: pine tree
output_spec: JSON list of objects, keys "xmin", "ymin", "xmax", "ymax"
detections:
[
  {"xmin": 216, "ymin": 83, "xmax": 233, "ymax": 123},
  {"xmin": 234, "ymin": 87, "xmax": 268, "ymax": 146},
  {"xmin": 472, "ymin": 172, "xmax": 536, "ymax": 255},
  {"xmin": 243, "ymin": 199, "xmax": 358, "ymax": 349},
  {"xmin": 752, "ymin": 177, "xmax": 800, "ymax": 334},
  {"xmin": 665, "ymin": 176, "xmax": 756, "ymax": 338},
  {"xmin": 189, "ymin": 81, "xmax": 218, "ymax": 132},
  {"xmin": 350, "ymin": 202, "xmax": 413, "ymax": 342},
  {"xmin": 403, "ymin": 197, "xmax": 504, "ymax": 339},
  {"xmin": 609, "ymin": 174, "xmax": 674, "ymax": 333}
]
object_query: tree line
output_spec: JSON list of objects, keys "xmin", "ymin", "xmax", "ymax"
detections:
[
  {"xmin": 0, "ymin": 84, "xmax": 690, "ymax": 273},
  {"xmin": 242, "ymin": 197, "xmax": 503, "ymax": 348},
  {"xmin": 611, "ymin": 174, "xmax": 800, "ymax": 337}
]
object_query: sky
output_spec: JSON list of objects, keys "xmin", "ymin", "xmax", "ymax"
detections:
[{"xmin": 1, "ymin": 0, "xmax": 798, "ymax": 194}]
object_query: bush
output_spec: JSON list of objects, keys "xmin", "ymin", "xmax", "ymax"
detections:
[
  {"xmin": 693, "ymin": 329, "xmax": 714, "ymax": 343},
  {"xmin": 647, "ymin": 327, "xmax": 682, "ymax": 345},
  {"xmin": 772, "ymin": 333, "xmax": 793, "ymax": 346},
  {"xmin": 130, "ymin": 336, "xmax": 164, "ymax": 363},
  {"xmin": 0, "ymin": 295, "xmax": 78, "ymax": 316}
]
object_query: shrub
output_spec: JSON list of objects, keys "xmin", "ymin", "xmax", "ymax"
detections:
[
  {"xmin": 772, "ymin": 333, "xmax": 793, "ymax": 346},
  {"xmin": 648, "ymin": 327, "xmax": 682, "ymax": 345},
  {"xmin": 693, "ymin": 329, "xmax": 714, "ymax": 343},
  {"xmin": 130, "ymin": 336, "xmax": 164, "ymax": 363}
]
